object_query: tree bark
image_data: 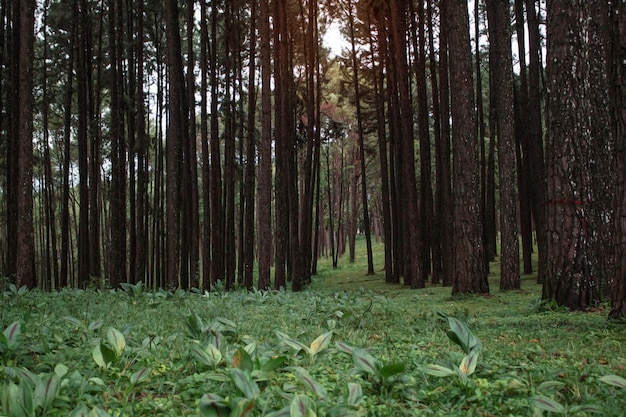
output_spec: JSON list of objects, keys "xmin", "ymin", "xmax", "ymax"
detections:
[
  {"xmin": 448, "ymin": 0, "xmax": 488, "ymax": 294},
  {"xmin": 15, "ymin": 0, "xmax": 35, "ymax": 288},
  {"xmin": 486, "ymin": 0, "xmax": 520, "ymax": 291},
  {"xmin": 544, "ymin": 0, "xmax": 610, "ymax": 309}
]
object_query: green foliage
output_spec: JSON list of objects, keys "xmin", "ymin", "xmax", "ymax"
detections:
[{"xmin": 1, "ymin": 264, "xmax": 625, "ymax": 416}]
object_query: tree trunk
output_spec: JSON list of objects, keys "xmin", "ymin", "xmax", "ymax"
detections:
[
  {"xmin": 257, "ymin": 0, "xmax": 272, "ymax": 290},
  {"xmin": 389, "ymin": 0, "xmax": 422, "ymax": 288},
  {"xmin": 610, "ymin": 0, "xmax": 626, "ymax": 320},
  {"xmin": 544, "ymin": 0, "xmax": 610, "ymax": 309},
  {"xmin": 15, "ymin": 0, "xmax": 35, "ymax": 288},
  {"xmin": 164, "ymin": 0, "xmax": 185, "ymax": 289},
  {"xmin": 486, "ymin": 0, "xmax": 520, "ymax": 291},
  {"xmin": 448, "ymin": 0, "xmax": 488, "ymax": 294}
]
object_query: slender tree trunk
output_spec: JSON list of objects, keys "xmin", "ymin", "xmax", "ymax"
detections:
[
  {"xmin": 610, "ymin": 0, "xmax": 626, "ymax": 320},
  {"xmin": 77, "ymin": 0, "xmax": 90, "ymax": 286},
  {"xmin": 486, "ymin": 0, "xmax": 520, "ymax": 290},
  {"xmin": 448, "ymin": 0, "xmax": 488, "ymax": 294},
  {"xmin": 389, "ymin": 0, "xmax": 422, "ymax": 288},
  {"xmin": 437, "ymin": 0, "xmax": 454, "ymax": 287},
  {"xmin": 164, "ymin": 0, "xmax": 185, "ymax": 289},
  {"xmin": 514, "ymin": 0, "xmax": 534, "ymax": 275},
  {"xmin": 209, "ymin": 1, "xmax": 224, "ymax": 285},
  {"xmin": 526, "ymin": 0, "xmax": 548, "ymax": 284},
  {"xmin": 257, "ymin": 0, "xmax": 272, "ymax": 290},
  {"xmin": 346, "ymin": 0, "xmax": 374, "ymax": 275},
  {"xmin": 135, "ymin": 0, "xmax": 147, "ymax": 284},
  {"xmin": 15, "ymin": 0, "xmax": 35, "ymax": 288}
]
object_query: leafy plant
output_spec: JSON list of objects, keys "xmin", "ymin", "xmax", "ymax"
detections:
[
  {"xmin": 421, "ymin": 312, "xmax": 482, "ymax": 383},
  {"xmin": 276, "ymin": 330, "xmax": 333, "ymax": 364}
]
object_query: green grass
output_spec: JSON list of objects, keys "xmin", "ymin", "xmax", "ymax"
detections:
[{"xmin": 1, "ymin": 240, "xmax": 625, "ymax": 416}]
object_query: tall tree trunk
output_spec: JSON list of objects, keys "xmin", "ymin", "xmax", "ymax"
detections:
[
  {"xmin": 526, "ymin": 0, "xmax": 548, "ymax": 284},
  {"xmin": 448, "ymin": 0, "xmax": 488, "ymax": 294},
  {"xmin": 15, "ymin": 0, "xmax": 35, "ymax": 288},
  {"xmin": 389, "ymin": 0, "xmax": 422, "ymax": 288},
  {"xmin": 544, "ymin": 0, "xmax": 610, "ymax": 309},
  {"xmin": 347, "ymin": 0, "xmax": 374, "ymax": 275},
  {"xmin": 77, "ymin": 0, "xmax": 90, "ymax": 286},
  {"xmin": 243, "ymin": 0, "xmax": 257, "ymax": 290},
  {"xmin": 610, "ymin": 0, "xmax": 626, "ymax": 320},
  {"xmin": 164, "ymin": 0, "xmax": 185, "ymax": 289},
  {"xmin": 135, "ymin": 0, "xmax": 147, "ymax": 284},
  {"xmin": 514, "ymin": 0, "xmax": 534, "ymax": 275},
  {"xmin": 185, "ymin": 0, "xmax": 199, "ymax": 289},
  {"xmin": 209, "ymin": 0, "xmax": 224, "ymax": 286},
  {"xmin": 486, "ymin": 0, "xmax": 520, "ymax": 290},
  {"xmin": 427, "ymin": 0, "xmax": 443, "ymax": 284},
  {"xmin": 411, "ymin": 0, "xmax": 434, "ymax": 282},
  {"xmin": 437, "ymin": 0, "xmax": 454, "ymax": 287},
  {"xmin": 257, "ymin": 0, "xmax": 272, "ymax": 290}
]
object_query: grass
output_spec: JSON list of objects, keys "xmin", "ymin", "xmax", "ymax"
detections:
[{"xmin": 1, "ymin": 240, "xmax": 625, "ymax": 416}]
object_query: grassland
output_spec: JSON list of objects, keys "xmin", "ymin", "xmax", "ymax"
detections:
[{"xmin": 1, "ymin": 240, "xmax": 625, "ymax": 416}]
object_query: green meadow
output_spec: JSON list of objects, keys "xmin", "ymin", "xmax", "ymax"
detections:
[{"xmin": 1, "ymin": 241, "xmax": 625, "ymax": 416}]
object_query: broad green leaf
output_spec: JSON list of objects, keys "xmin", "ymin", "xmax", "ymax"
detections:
[
  {"xmin": 88, "ymin": 407, "xmax": 112, "ymax": 417},
  {"xmin": 568, "ymin": 404, "xmax": 603, "ymax": 414},
  {"xmin": 18, "ymin": 379, "xmax": 34, "ymax": 417},
  {"xmin": 199, "ymin": 393, "xmax": 230, "ymax": 417},
  {"xmin": 14, "ymin": 367, "xmax": 39, "ymax": 387},
  {"xmin": 230, "ymin": 397, "xmax": 255, "ymax": 417},
  {"xmin": 192, "ymin": 342, "xmax": 222, "ymax": 367},
  {"xmin": 421, "ymin": 364, "xmax": 456, "ymax": 377},
  {"xmin": 130, "ymin": 368, "xmax": 152, "ymax": 385},
  {"xmin": 54, "ymin": 363, "xmax": 69, "ymax": 379},
  {"xmin": 106, "ymin": 327, "xmax": 125, "ymax": 357},
  {"xmin": 459, "ymin": 350, "xmax": 479, "ymax": 376},
  {"xmin": 335, "ymin": 341, "xmax": 353, "ymax": 354},
  {"xmin": 229, "ymin": 368, "xmax": 260, "ymax": 399},
  {"xmin": 379, "ymin": 362, "xmax": 406, "ymax": 379},
  {"xmin": 346, "ymin": 382, "xmax": 362, "ymax": 406},
  {"xmin": 260, "ymin": 355, "xmax": 286, "ymax": 372},
  {"xmin": 99, "ymin": 343, "xmax": 118, "ymax": 365},
  {"xmin": 599, "ymin": 374, "xmax": 626, "ymax": 389},
  {"xmin": 264, "ymin": 406, "xmax": 291, "ymax": 417},
  {"xmin": 446, "ymin": 317, "xmax": 481, "ymax": 354},
  {"xmin": 69, "ymin": 405, "xmax": 90, "ymax": 417},
  {"xmin": 233, "ymin": 346, "xmax": 254, "ymax": 372},
  {"xmin": 63, "ymin": 316, "xmax": 84, "ymax": 328},
  {"xmin": 88, "ymin": 320, "xmax": 103, "ymax": 332},
  {"xmin": 92, "ymin": 345, "xmax": 107, "ymax": 369},
  {"xmin": 185, "ymin": 310, "xmax": 205, "ymax": 340},
  {"xmin": 351, "ymin": 347, "xmax": 380, "ymax": 376},
  {"xmin": 529, "ymin": 395, "xmax": 565, "ymax": 413},
  {"xmin": 290, "ymin": 394, "xmax": 317, "ymax": 417},
  {"xmin": 275, "ymin": 331, "xmax": 309, "ymax": 354},
  {"xmin": 309, "ymin": 331, "xmax": 333, "ymax": 357},
  {"xmin": 537, "ymin": 380, "xmax": 566, "ymax": 393},
  {"xmin": 295, "ymin": 367, "xmax": 327, "ymax": 400},
  {"xmin": 0, "ymin": 330, "xmax": 8, "ymax": 349},
  {"xmin": 3, "ymin": 321, "xmax": 21, "ymax": 350},
  {"xmin": 34, "ymin": 373, "xmax": 60, "ymax": 411}
]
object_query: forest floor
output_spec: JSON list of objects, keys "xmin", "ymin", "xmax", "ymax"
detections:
[{"xmin": 1, "ymin": 240, "xmax": 625, "ymax": 416}]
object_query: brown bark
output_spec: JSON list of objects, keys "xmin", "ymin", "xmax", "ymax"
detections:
[
  {"xmin": 257, "ymin": 0, "xmax": 272, "ymax": 290},
  {"xmin": 610, "ymin": 0, "xmax": 626, "ymax": 320},
  {"xmin": 486, "ymin": 0, "xmax": 520, "ymax": 291},
  {"xmin": 448, "ymin": 0, "xmax": 488, "ymax": 294},
  {"xmin": 15, "ymin": 0, "xmax": 35, "ymax": 288},
  {"xmin": 544, "ymin": 0, "xmax": 610, "ymax": 309},
  {"xmin": 389, "ymin": 0, "xmax": 422, "ymax": 288}
]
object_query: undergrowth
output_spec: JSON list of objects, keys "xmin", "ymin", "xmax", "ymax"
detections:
[{"xmin": 1, "ymin": 243, "xmax": 625, "ymax": 416}]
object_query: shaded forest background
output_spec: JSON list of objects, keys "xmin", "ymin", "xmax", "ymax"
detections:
[{"xmin": 1, "ymin": 0, "xmax": 625, "ymax": 318}]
